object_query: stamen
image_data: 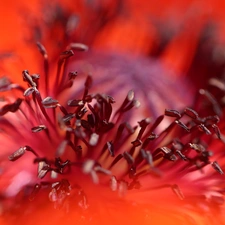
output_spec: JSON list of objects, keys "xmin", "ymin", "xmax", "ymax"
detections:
[
  {"xmin": 42, "ymin": 97, "xmax": 59, "ymax": 108},
  {"xmin": 175, "ymin": 120, "xmax": 190, "ymax": 132},
  {"xmin": 68, "ymin": 99, "xmax": 84, "ymax": 107},
  {"xmin": 54, "ymin": 50, "xmax": 74, "ymax": 94},
  {"xmin": 24, "ymin": 87, "xmax": 35, "ymax": 96},
  {"xmin": 123, "ymin": 151, "xmax": 134, "ymax": 165},
  {"xmin": 38, "ymin": 161, "xmax": 50, "ymax": 179},
  {"xmin": 69, "ymin": 43, "xmax": 89, "ymax": 52},
  {"xmin": 0, "ymin": 76, "xmax": 12, "ymax": 91},
  {"xmin": 29, "ymin": 183, "xmax": 42, "ymax": 201},
  {"xmin": 31, "ymin": 125, "xmax": 47, "ymax": 133},
  {"xmin": 165, "ymin": 109, "xmax": 182, "ymax": 118},
  {"xmin": 36, "ymin": 42, "xmax": 49, "ymax": 95},
  {"xmin": 141, "ymin": 149, "xmax": 154, "ymax": 167},
  {"xmin": 211, "ymin": 161, "xmax": 224, "ymax": 174},
  {"xmin": 0, "ymin": 98, "xmax": 23, "ymax": 115},
  {"xmin": 184, "ymin": 107, "xmax": 199, "ymax": 119},
  {"xmin": 8, "ymin": 146, "xmax": 39, "ymax": 161},
  {"xmin": 212, "ymin": 124, "xmax": 221, "ymax": 139},
  {"xmin": 199, "ymin": 89, "xmax": 222, "ymax": 116},
  {"xmin": 106, "ymin": 141, "xmax": 114, "ymax": 157}
]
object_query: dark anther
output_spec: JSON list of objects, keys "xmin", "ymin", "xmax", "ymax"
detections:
[
  {"xmin": 138, "ymin": 118, "xmax": 151, "ymax": 128},
  {"xmin": 142, "ymin": 133, "xmax": 158, "ymax": 149},
  {"xmin": 172, "ymin": 139, "xmax": 183, "ymax": 151},
  {"xmin": 31, "ymin": 74, "xmax": 40, "ymax": 80},
  {"xmin": 155, "ymin": 147, "xmax": 177, "ymax": 161},
  {"xmin": 0, "ymin": 77, "xmax": 11, "ymax": 91},
  {"xmin": 212, "ymin": 124, "xmax": 221, "ymax": 139},
  {"xmin": 176, "ymin": 150, "xmax": 187, "ymax": 161},
  {"xmin": 129, "ymin": 166, "xmax": 136, "ymax": 178},
  {"xmin": 127, "ymin": 90, "xmax": 134, "ymax": 102},
  {"xmin": 107, "ymin": 95, "xmax": 115, "ymax": 104},
  {"xmin": 69, "ymin": 43, "xmax": 89, "ymax": 51},
  {"xmin": 131, "ymin": 139, "xmax": 142, "ymax": 147},
  {"xmin": 0, "ymin": 98, "xmax": 23, "ymax": 115},
  {"xmin": 137, "ymin": 118, "xmax": 151, "ymax": 140},
  {"xmin": 24, "ymin": 87, "xmax": 35, "ymax": 96},
  {"xmin": 68, "ymin": 71, "xmax": 78, "ymax": 80},
  {"xmin": 42, "ymin": 97, "xmax": 59, "ymax": 108},
  {"xmin": 62, "ymin": 113, "xmax": 75, "ymax": 123},
  {"xmin": 122, "ymin": 99, "xmax": 140, "ymax": 112},
  {"xmin": 211, "ymin": 161, "xmax": 224, "ymax": 174},
  {"xmin": 165, "ymin": 109, "xmax": 182, "ymax": 118},
  {"xmin": 175, "ymin": 120, "xmax": 190, "ymax": 132},
  {"xmin": 106, "ymin": 141, "xmax": 114, "ymax": 157},
  {"xmin": 38, "ymin": 161, "xmax": 51, "ymax": 179},
  {"xmin": 29, "ymin": 183, "xmax": 42, "ymax": 201},
  {"xmin": 59, "ymin": 50, "xmax": 74, "ymax": 60},
  {"xmin": 200, "ymin": 151, "xmax": 213, "ymax": 160},
  {"xmin": 141, "ymin": 149, "xmax": 154, "ymax": 166},
  {"xmin": 116, "ymin": 90, "xmax": 134, "ymax": 112},
  {"xmin": 81, "ymin": 119, "xmax": 92, "ymax": 130},
  {"xmin": 22, "ymin": 70, "xmax": 36, "ymax": 87},
  {"xmin": 76, "ymin": 107, "xmax": 88, "ymax": 119},
  {"xmin": 36, "ymin": 42, "xmax": 47, "ymax": 57},
  {"xmin": 123, "ymin": 151, "xmax": 134, "ymax": 165},
  {"xmin": 67, "ymin": 99, "xmax": 84, "ymax": 107},
  {"xmin": 57, "ymin": 104, "xmax": 68, "ymax": 115},
  {"xmin": 8, "ymin": 145, "xmax": 38, "ymax": 161},
  {"xmin": 55, "ymin": 157, "xmax": 70, "ymax": 173},
  {"xmin": 31, "ymin": 125, "xmax": 47, "ymax": 133},
  {"xmin": 8, "ymin": 147, "xmax": 26, "ymax": 161},
  {"xmin": 184, "ymin": 108, "xmax": 199, "ymax": 119},
  {"xmin": 187, "ymin": 143, "xmax": 205, "ymax": 152},
  {"xmin": 198, "ymin": 124, "xmax": 211, "ymax": 135},
  {"xmin": 148, "ymin": 133, "xmax": 158, "ymax": 140},
  {"xmin": 204, "ymin": 115, "xmax": 220, "ymax": 125}
]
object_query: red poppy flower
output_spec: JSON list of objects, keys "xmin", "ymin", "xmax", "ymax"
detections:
[{"xmin": 1, "ymin": 1, "xmax": 225, "ymax": 225}]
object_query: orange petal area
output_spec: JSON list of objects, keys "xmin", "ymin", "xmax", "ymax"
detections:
[
  {"xmin": 0, "ymin": 0, "xmax": 41, "ymax": 84},
  {"xmin": 1, "ymin": 179, "xmax": 224, "ymax": 225},
  {"xmin": 160, "ymin": 18, "xmax": 204, "ymax": 76},
  {"xmin": 93, "ymin": 16, "xmax": 158, "ymax": 56}
]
